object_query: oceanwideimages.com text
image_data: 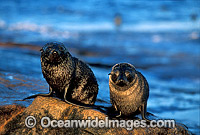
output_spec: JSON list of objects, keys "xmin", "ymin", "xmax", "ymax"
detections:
[{"xmin": 25, "ymin": 116, "xmax": 175, "ymax": 130}]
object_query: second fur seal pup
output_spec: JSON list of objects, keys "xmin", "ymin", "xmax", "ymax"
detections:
[
  {"xmin": 109, "ymin": 63, "xmax": 149, "ymax": 120},
  {"xmin": 23, "ymin": 42, "xmax": 98, "ymax": 106}
]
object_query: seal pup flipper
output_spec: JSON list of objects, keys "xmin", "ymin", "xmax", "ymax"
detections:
[
  {"xmin": 140, "ymin": 102, "xmax": 150, "ymax": 122},
  {"xmin": 20, "ymin": 87, "xmax": 53, "ymax": 101},
  {"xmin": 116, "ymin": 111, "xmax": 122, "ymax": 118},
  {"xmin": 63, "ymin": 86, "xmax": 92, "ymax": 108},
  {"xmin": 63, "ymin": 85, "xmax": 97, "ymax": 109},
  {"xmin": 63, "ymin": 85, "xmax": 87, "ymax": 107},
  {"xmin": 112, "ymin": 101, "xmax": 121, "ymax": 117},
  {"xmin": 63, "ymin": 86, "xmax": 109, "ymax": 111}
]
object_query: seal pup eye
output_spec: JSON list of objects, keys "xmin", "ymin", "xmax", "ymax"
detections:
[
  {"xmin": 111, "ymin": 73, "xmax": 118, "ymax": 83},
  {"xmin": 125, "ymin": 70, "xmax": 134, "ymax": 83},
  {"xmin": 110, "ymin": 70, "xmax": 120, "ymax": 83},
  {"xmin": 125, "ymin": 71, "xmax": 130, "ymax": 77},
  {"xmin": 109, "ymin": 69, "xmax": 119, "ymax": 76},
  {"xmin": 115, "ymin": 70, "xmax": 120, "ymax": 77},
  {"xmin": 46, "ymin": 47, "xmax": 53, "ymax": 52},
  {"xmin": 58, "ymin": 46, "xmax": 66, "ymax": 53}
]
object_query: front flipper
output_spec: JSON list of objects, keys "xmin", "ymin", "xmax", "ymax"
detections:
[
  {"xmin": 20, "ymin": 87, "xmax": 53, "ymax": 101},
  {"xmin": 141, "ymin": 102, "xmax": 150, "ymax": 122},
  {"xmin": 112, "ymin": 101, "xmax": 121, "ymax": 117},
  {"xmin": 116, "ymin": 111, "xmax": 122, "ymax": 118}
]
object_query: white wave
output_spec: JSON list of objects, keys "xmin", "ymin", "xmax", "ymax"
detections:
[
  {"xmin": 0, "ymin": 19, "xmax": 6, "ymax": 28},
  {"xmin": 60, "ymin": 22, "xmax": 114, "ymax": 31},
  {"xmin": 58, "ymin": 20, "xmax": 200, "ymax": 32},
  {"xmin": 123, "ymin": 21, "xmax": 200, "ymax": 32},
  {"xmin": 7, "ymin": 21, "xmax": 75, "ymax": 39},
  {"xmin": 8, "ymin": 22, "xmax": 49, "ymax": 32},
  {"xmin": 1, "ymin": 20, "xmax": 199, "ymax": 39}
]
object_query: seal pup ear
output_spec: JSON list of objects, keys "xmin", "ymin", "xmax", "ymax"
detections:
[
  {"xmin": 108, "ymin": 71, "xmax": 115, "ymax": 75},
  {"xmin": 40, "ymin": 48, "xmax": 44, "ymax": 52},
  {"xmin": 126, "ymin": 63, "xmax": 136, "ymax": 69}
]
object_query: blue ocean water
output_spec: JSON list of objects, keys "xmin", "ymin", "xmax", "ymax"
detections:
[
  {"xmin": 0, "ymin": 0, "xmax": 199, "ymax": 42},
  {"xmin": 0, "ymin": 0, "xmax": 199, "ymax": 134}
]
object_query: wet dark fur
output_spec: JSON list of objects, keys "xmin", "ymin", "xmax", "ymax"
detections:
[
  {"xmin": 109, "ymin": 63, "xmax": 149, "ymax": 120},
  {"xmin": 23, "ymin": 42, "xmax": 98, "ymax": 106}
]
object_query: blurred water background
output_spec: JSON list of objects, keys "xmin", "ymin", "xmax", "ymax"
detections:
[{"xmin": 0, "ymin": 0, "xmax": 199, "ymax": 134}]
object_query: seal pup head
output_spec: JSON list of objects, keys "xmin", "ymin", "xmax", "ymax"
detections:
[
  {"xmin": 109, "ymin": 63, "xmax": 136, "ymax": 88},
  {"xmin": 41, "ymin": 42, "xmax": 69, "ymax": 64}
]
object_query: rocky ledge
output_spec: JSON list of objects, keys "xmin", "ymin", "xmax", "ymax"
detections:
[{"xmin": 0, "ymin": 96, "xmax": 191, "ymax": 135}]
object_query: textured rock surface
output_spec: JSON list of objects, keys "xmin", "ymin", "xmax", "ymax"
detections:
[
  {"xmin": 0, "ymin": 105, "xmax": 26, "ymax": 134},
  {"xmin": 0, "ymin": 96, "xmax": 191, "ymax": 135}
]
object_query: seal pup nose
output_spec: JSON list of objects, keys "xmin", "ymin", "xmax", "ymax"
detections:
[
  {"xmin": 116, "ymin": 79, "xmax": 127, "ymax": 87},
  {"xmin": 53, "ymin": 50, "xmax": 57, "ymax": 54},
  {"xmin": 49, "ymin": 49, "xmax": 61, "ymax": 58},
  {"xmin": 52, "ymin": 50, "xmax": 59, "ymax": 56},
  {"xmin": 50, "ymin": 49, "xmax": 58, "ymax": 55}
]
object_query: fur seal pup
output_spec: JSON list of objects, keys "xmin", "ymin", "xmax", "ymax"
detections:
[
  {"xmin": 23, "ymin": 42, "xmax": 98, "ymax": 106},
  {"xmin": 109, "ymin": 63, "xmax": 149, "ymax": 120}
]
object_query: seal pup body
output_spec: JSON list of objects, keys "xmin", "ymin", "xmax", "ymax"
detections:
[
  {"xmin": 23, "ymin": 42, "xmax": 98, "ymax": 106},
  {"xmin": 109, "ymin": 63, "xmax": 149, "ymax": 120}
]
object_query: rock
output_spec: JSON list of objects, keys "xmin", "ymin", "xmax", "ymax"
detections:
[
  {"xmin": 0, "ymin": 96, "xmax": 191, "ymax": 135},
  {"xmin": 0, "ymin": 105, "xmax": 26, "ymax": 134}
]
